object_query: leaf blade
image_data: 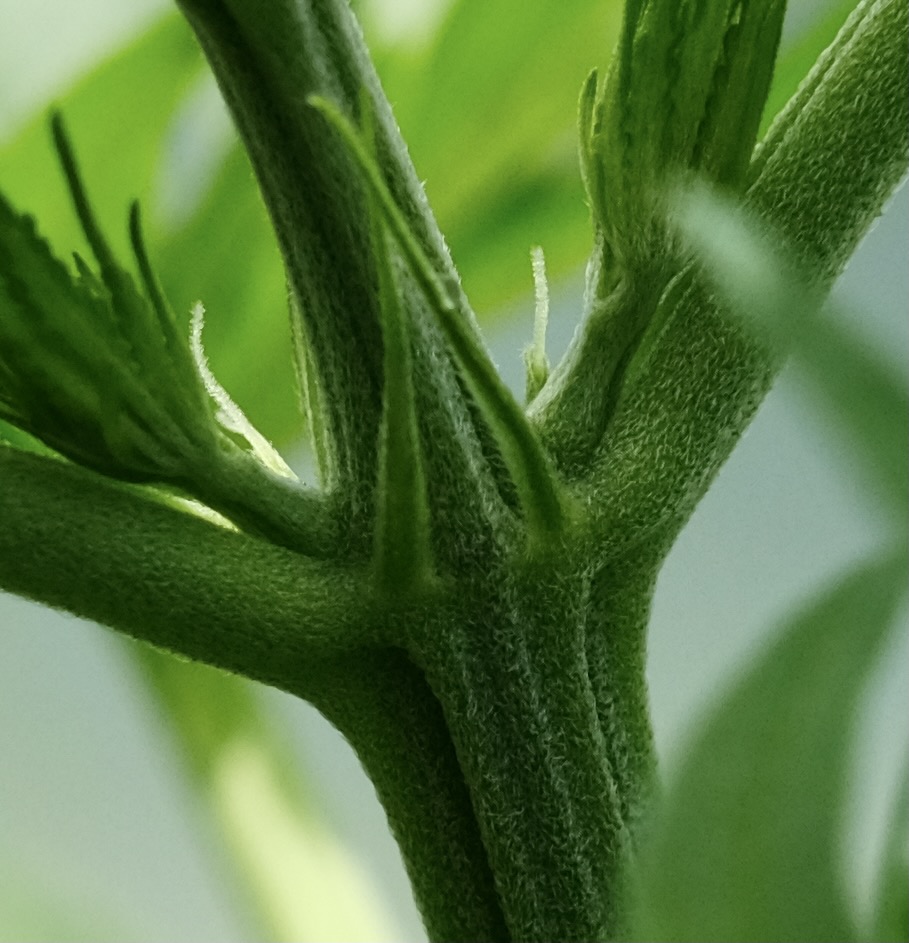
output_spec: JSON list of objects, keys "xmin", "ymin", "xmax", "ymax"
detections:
[
  {"xmin": 628, "ymin": 551, "xmax": 907, "ymax": 942},
  {"xmin": 869, "ymin": 766, "xmax": 909, "ymax": 943}
]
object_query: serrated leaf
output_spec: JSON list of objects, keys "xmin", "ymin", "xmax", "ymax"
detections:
[
  {"xmin": 627, "ymin": 552, "xmax": 907, "ymax": 942},
  {"xmin": 0, "ymin": 165, "xmax": 218, "ymax": 481},
  {"xmin": 588, "ymin": 0, "xmax": 785, "ymax": 265}
]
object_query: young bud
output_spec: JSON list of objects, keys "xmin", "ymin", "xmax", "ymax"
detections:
[{"xmin": 582, "ymin": 0, "xmax": 785, "ymax": 273}]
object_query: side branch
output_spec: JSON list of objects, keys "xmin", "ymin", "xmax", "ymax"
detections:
[
  {"xmin": 0, "ymin": 446, "xmax": 372, "ymax": 689},
  {"xmin": 748, "ymin": 0, "xmax": 909, "ymax": 282},
  {"xmin": 580, "ymin": 0, "xmax": 908, "ymax": 552}
]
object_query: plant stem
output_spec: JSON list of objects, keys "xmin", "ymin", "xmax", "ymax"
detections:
[
  {"xmin": 585, "ymin": 557, "xmax": 660, "ymax": 838},
  {"xmin": 0, "ymin": 446, "xmax": 371, "ymax": 683},
  {"xmin": 580, "ymin": 0, "xmax": 909, "ymax": 552},
  {"xmin": 303, "ymin": 651, "xmax": 511, "ymax": 943},
  {"xmin": 748, "ymin": 0, "xmax": 909, "ymax": 283},
  {"xmin": 411, "ymin": 565, "xmax": 631, "ymax": 942}
]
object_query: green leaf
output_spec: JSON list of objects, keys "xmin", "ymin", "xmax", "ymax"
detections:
[
  {"xmin": 370, "ymin": 240, "xmax": 433, "ymax": 594},
  {"xmin": 0, "ymin": 16, "xmax": 202, "ymax": 260},
  {"xmin": 360, "ymin": 95, "xmax": 433, "ymax": 596},
  {"xmin": 3, "ymin": 119, "xmax": 330, "ymax": 556},
  {"xmin": 0, "ymin": 12, "xmax": 299, "ymax": 450},
  {"xmin": 869, "ymin": 766, "xmax": 909, "ymax": 942},
  {"xmin": 585, "ymin": 0, "xmax": 785, "ymax": 268},
  {"xmin": 797, "ymin": 315, "xmax": 908, "ymax": 517},
  {"xmin": 626, "ymin": 552, "xmax": 907, "ymax": 942},
  {"xmin": 0, "ymin": 185, "xmax": 214, "ymax": 481}
]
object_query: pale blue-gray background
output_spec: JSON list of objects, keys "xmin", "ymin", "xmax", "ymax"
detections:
[{"xmin": 1, "ymin": 1, "xmax": 906, "ymax": 939}]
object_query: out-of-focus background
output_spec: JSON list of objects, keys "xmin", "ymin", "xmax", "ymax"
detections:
[{"xmin": 1, "ymin": 1, "xmax": 906, "ymax": 940}]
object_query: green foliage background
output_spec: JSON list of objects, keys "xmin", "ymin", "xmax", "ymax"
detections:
[{"xmin": 0, "ymin": 0, "xmax": 905, "ymax": 940}]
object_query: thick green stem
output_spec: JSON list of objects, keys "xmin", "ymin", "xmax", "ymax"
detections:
[
  {"xmin": 584, "ymin": 556, "xmax": 660, "ymax": 839},
  {"xmin": 412, "ymin": 566, "xmax": 630, "ymax": 942},
  {"xmin": 0, "ymin": 446, "xmax": 371, "ymax": 685},
  {"xmin": 581, "ymin": 0, "xmax": 909, "ymax": 550},
  {"xmin": 747, "ymin": 0, "xmax": 909, "ymax": 281},
  {"xmin": 301, "ymin": 650, "xmax": 510, "ymax": 943}
]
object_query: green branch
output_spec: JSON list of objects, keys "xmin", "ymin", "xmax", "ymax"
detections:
[
  {"xmin": 531, "ymin": 0, "xmax": 786, "ymax": 476},
  {"xmin": 579, "ymin": 0, "xmax": 908, "ymax": 552},
  {"xmin": 0, "ymin": 446, "xmax": 372, "ymax": 688},
  {"xmin": 748, "ymin": 0, "xmax": 909, "ymax": 281},
  {"xmin": 310, "ymin": 96, "xmax": 569, "ymax": 547},
  {"xmin": 305, "ymin": 651, "xmax": 510, "ymax": 943}
]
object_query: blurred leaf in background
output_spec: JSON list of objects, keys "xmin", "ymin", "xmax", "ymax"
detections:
[
  {"xmin": 627, "ymin": 552, "xmax": 906, "ymax": 942},
  {"xmin": 623, "ymin": 183, "xmax": 908, "ymax": 943}
]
